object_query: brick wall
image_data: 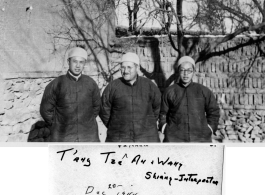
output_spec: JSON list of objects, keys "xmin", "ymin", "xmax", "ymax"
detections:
[
  {"xmin": 110, "ymin": 36, "xmax": 265, "ymax": 143},
  {"xmin": 1, "ymin": 29, "xmax": 265, "ymax": 142}
]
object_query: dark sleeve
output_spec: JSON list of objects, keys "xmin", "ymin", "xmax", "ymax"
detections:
[
  {"xmin": 158, "ymin": 89, "xmax": 170, "ymax": 130},
  {"xmin": 92, "ymin": 81, "xmax": 101, "ymax": 117},
  {"xmin": 205, "ymin": 88, "xmax": 220, "ymax": 135},
  {"xmin": 99, "ymin": 84, "xmax": 112, "ymax": 127},
  {"xmin": 150, "ymin": 82, "xmax": 161, "ymax": 119},
  {"xmin": 40, "ymin": 80, "xmax": 57, "ymax": 126}
]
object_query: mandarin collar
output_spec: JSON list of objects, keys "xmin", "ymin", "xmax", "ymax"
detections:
[
  {"xmin": 176, "ymin": 80, "xmax": 194, "ymax": 88},
  {"xmin": 67, "ymin": 70, "xmax": 82, "ymax": 81},
  {"xmin": 121, "ymin": 75, "xmax": 139, "ymax": 86}
]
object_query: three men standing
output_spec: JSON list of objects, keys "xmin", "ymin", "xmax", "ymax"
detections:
[
  {"xmin": 99, "ymin": 52, "xmax": 161, "ymax": 142},
  {"xmin": 40, "ymin": 47, "xmax": 101, "ymax": 142},
  {"xmin": 40, "ymin": 47, "xmax": 219, "ymax": 143},
  {"xmin": 159, "ymin": 56, "xmax": 220, "ymax": 142}
]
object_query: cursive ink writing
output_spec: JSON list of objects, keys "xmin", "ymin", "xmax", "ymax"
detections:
[
  {"xmin": 145, "ymin": 171, "xmax": 173, "ymax": 186},
  {"xmin": 85, "ymin": 184, "xmax": 137, "ymax": 195},
  {"xmin": 57, "ymin": 148, "xmax": 74, "ymax": 160},
  {"xmin": 176, "ymin": 174, "xmax": 218, "ymax": 185},
  {"xmin": 157, "ymin": 157, "xmax": 183, "ymax": 171},
  {"xmin": 85, "ymin": 186, "xmax": 94, "ymax": 194},
  {"xmin": 145, "ymin": 172, "xmax": 218, "ymax": 186},
  {"xmin": 131, "ymin": 155, "xmax": 146, "ymax": 165},
  {"xmin": 100, "ymin": 151, "xmax": 123, "ymax": 165},
  {"xmin": 117, "ymin": 192, "xmax": 138, "ymax": 195},
  {"xmin": 56, "ymin": 148, "xmax": 91, "ymax": 167},
  {"xmin": 100, "ymin": 152, "xmax": 116, "ymax": 163},
  {"xmin": 57, "ymin": 149, "xmax": 185, "ymax": 170},
  {"xmin": 108, "ymin": 184, "xmax": 123, "ymax": 189}
]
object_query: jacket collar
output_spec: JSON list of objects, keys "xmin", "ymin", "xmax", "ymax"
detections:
[
  {"xmin": 121, "ymin": 75, "xmax": 139, "ymax": 86},
  {"xmin": 177, "ymin": 80, "xmax": 194, "ymax": 88},
  {"xmin": 67, "ymin": 70, "xmax": 82, "ymax": 81}
]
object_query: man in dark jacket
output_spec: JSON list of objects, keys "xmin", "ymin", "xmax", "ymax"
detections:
[
  {"xmin": 100, "ymin": 52, "xmax": 161, "ymax": 142},
  {"xmin": 40, "ymin": 47, "xmax": 101, "ymax": 142},
  {"xmin": 159, "ymin": 56, "xmax": 220, "ymax": 142}
]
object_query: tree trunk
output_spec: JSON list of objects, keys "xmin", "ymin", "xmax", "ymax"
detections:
[
  {"xmin": 132, "ymin": 0, "xmax": 141, "ymax": 33},
  {"xmin": 128, "ymin": 10, "xmax": 133, "ymax": 32},
  {"xmin": 133, "ymin": 11, "xmax": 137, "ymax": 31},
  {"xmin": 127, "ymin": 0, "xmax": 133, "ymax": 32},
  {"xmin": 177, "ymin": 0, "xmax": 185, "ymax": 56}
]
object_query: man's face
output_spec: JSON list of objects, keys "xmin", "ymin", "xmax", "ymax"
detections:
[
  {"xmin": 179, "ymin": 62, "xmax": 194, "ymax": 85},
  {"xmin": 68, "ymin": 56, "xmax": 86, "ymax": 76},
  {"xmin": 120, "ymin": 61, "xmax": 138, "ymax": 82}
]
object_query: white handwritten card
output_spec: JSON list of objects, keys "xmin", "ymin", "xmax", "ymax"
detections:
[{"xmin": 49, "ymin": 145, "xmax": 224, "ymax": 195}]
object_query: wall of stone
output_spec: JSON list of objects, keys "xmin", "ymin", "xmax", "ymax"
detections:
[
  {"xmin": 0, "ymin": 72, "xmax": 107, "ymax": 142},
  {"xmin": 0, "ymin": 74, "xmax": 53, "ymax": 142},
  {"xmin": 0, "ymin": 0, "xmax": 115, "ymax": 142},
  {"xmin": 1, "ymin": 35, "xmax": 265, "ymax": 143}
]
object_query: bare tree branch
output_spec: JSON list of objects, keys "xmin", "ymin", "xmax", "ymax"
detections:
[
  {"xmin": 213, "ymin": 0, "xmax": 254, "ymax": 26},
  {"xmin": 253, "ymin": 0, "xmax": 265, "ymax": 19},
  {"xmin": 195, "ymin": 22, "xmax": 265, "ymax": 62}
]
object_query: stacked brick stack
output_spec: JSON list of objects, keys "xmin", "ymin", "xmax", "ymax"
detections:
[
  {"xmin": 216, "ymin": 110, "xmax": 265, "ymax": 143},
  {"xmin": 111, "ymin": 36, "xmax": 265, "ymax": 143},
  {"xmin": 1, "ymin": 36, "xmax": 265, "ymax": 143}
]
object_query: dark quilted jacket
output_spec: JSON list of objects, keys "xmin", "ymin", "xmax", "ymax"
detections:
[
  {"xmin": 99, "ymin": 76, "xmax": 161, "ymax": 142},
  {"xmin": 159, "ymin": 82, "xmax": 220, "ymax": 142},
  {"xmin": 40, "ymin": 72, "xmax": 100, "ymax": 142}
]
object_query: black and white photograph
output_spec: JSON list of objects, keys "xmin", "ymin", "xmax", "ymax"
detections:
[
  {"xmin": 1, "ymin": 0, "xmax": 265, "ymax": 143},
  {"xmin": 0, "ymin": 0, "xmax": 265, "ymax": 195}
]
